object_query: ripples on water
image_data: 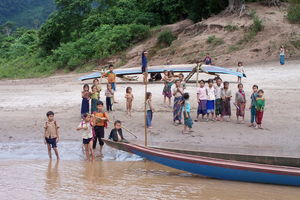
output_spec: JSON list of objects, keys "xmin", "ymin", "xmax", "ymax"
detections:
[{"xmin": 0, "ymin": 142, "xmax": 300, "ymax": 200}]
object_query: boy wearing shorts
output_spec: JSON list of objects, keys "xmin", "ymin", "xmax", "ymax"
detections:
[{"xmin": 44, "ymin": 111, "xmax": 60, "ymax": 160}]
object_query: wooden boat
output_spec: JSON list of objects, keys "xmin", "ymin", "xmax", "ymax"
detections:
[
  {"xmin": 79, "ymin": 64, "xmax": 244, "ymax": 81},
  {"xmin": 103, "ymin": 139, "xmax": 300, "ymax": 186}
]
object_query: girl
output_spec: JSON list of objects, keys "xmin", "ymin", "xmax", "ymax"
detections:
[
  {"xmin": 105, "ymin": 84, "xmax": 114, "ymax": 112},
  {"xmin": 182, "ymin": 93, "xmax": 193, "ymax": 134},
  {"xmin": 236, "ymin": 61, "xmax": 245, "ymax": 83},
  {"xmin": 214, "ymin": 77, "xmax": 223, "ymax": 121},
  {"xmin": 93, "ymin": 78, "xmax": 101, "ymax": 96},
  {"xmin": 196, "ymin": 80, "xmax": 207, "ymax": 122},
  {"xmin": 125, "ymin": 87, "xmax": 134, "ymax": 116},
  {"xmin": 255, "ymin": 89, "xmax": 265, "ymax": 129},
  {"xmin": 173, "ymin": 80, "xmax": 184, "ymax": 125},
  {"xmin": 141, "ymin": 51, "xmax": 148, "ymax": 84},
  {"xmin": 81, "ymin": 84, "xmax": 90, "ymax": 116},
  {"xmin": 162, "ymin": 71, "xmax": 174, "ymax": 107},
  {"xmin": 206, "ymin": 79, "xmax": 216, "ymax": 121},
  {"xmin": 91, "ymin": 85, "xmax": 99, "ymax": 114},
  {"xmin": 221, "ymin": 81, "xmax": 232, "ymax": 121},
  {"xmin": 76, "ymin": 113, "xmax": 94, "ymax": 161},
  {"xmin": 178, "ymin": 73, "xmax": 186, "ymax": 90},
  {"xmin": 146, "ymin": 92, "xmax": 154, "ymax": 129},
  {"xmin": 235, "ymin": 83, "xmax": 246, "ymax": 123},
  {"xmin": 249, "ymin": 85, "xmax": 258, "ymax": 127},
  {"xmin": 280, "ymin": 46, "xmax": 285, "ymax": 65}
]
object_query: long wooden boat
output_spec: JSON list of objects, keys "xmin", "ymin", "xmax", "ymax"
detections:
[{"xmin": 103, "ymin": 139, "xmax": 300, "ymax": 186}]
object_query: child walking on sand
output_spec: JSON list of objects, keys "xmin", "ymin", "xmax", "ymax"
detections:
[
  {"xmin": 206, "ymin": 79, "xmax": 216, "ymax": 121},
  {"xmin": 125, "ymin": 87, "xmax": 134, "ymax": 116},
  {"xmin": 173, "ymin": 80, "xmax": 184, "ymax": 125},
  {"xmin": 255, "ymin": 89, "xmax": 265, "ymax": 129},
  {"xmin": 92, "ymin": 101, "xmax": 109, "ymax": 155},
  {"xmin": 91, "ymin": 85, "xmax": 100, "ymax": 114},
  {"xmin": 44, "ymin": 111, "xmax": 60, "ymax": 160},
  {"xmin": 214, "ymin": 77, "xmax": 223, "ymax": 121},
  {"xmin": 146, "ymin": 92, "xmax": 154, "ymax": 129},
  {"xmin": 81, "ymin": 84, "xmax": 91, "ymax": 116},
  {"xmin": 221, "ymin": 81, "xmax": 232, "ymax": 121},
  {"xmin": 182, "ymin": 93, "xmax": 193, "ymax": 134},
  {"xmin": 76, "ymin": 113, "xmax": 94, "ymax": 161},
  {"xmin": 196, "ymin": 80, "xmax": 207, "ymax": 122},
  {"xmin": 105, "ymin": 84, "xmax": 114, "ymax": 112},
  {"xmin": 236, "ymin": 62, "xmax": 245, "ymax": 83},
  {"xmin": 235, "ymin": 83, "xmax": 246, "ymax": 123},
  {"xmin": 249, "ymin": 85, "xmax": 258, "ymax": 127}
]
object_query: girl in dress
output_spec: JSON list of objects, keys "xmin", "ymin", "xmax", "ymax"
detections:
[
  {"xmin": 125, "ymin": 87, "xmax": 134, "ymax": 116},
  {"xmin": 235, "ymin": 83, "xmax": 246, "ymax": 123},
  {"xmin": 162, "ymin": 71, "xmax": 174, "ymax": 107},
  {"xmin": 173, "ymin": 80, "xmax": 184, "ymax": 125},
  {"xmin": 81, "ymin": 84, "xmax": 90, "ymax": 116},
  {"xmin": 91, "ymin": 85, "xmax": 100, "ymax": 114}
]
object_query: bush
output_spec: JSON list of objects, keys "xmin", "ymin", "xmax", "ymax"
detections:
[
  {"xmin": 207, "ymin": 35, "xmax": 224, "ymax": 46},
  {"xmin": 224, "ymin": 25, "xmax": 239, "ymax": 32},
  {"xmin": 287, "ymin": 4, "xmax": 300, "ymax": 23},
  {"xmin": 157, "ymin": 29, "xmax": 176, "ymax": 47}
]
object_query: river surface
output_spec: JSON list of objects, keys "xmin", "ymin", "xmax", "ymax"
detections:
[{"xmin": 0, "ymin": 142, "xmax": 300, "ymax": 200}]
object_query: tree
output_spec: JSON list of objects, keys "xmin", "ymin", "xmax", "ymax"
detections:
[{"xmin": 0, "ymin": 21, "xmax": 15, "ymax": 36}]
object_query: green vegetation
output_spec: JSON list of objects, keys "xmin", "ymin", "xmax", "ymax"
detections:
[
  {"xmin": 287, "ymin": 0, "xmax": 300, "ymax": 23},
  {"xmin": 239, "ymin": 10, "xmax": 263, "ymax": 44},
  {"xmin": 157, "ymin": 29, "xmax": 177, "ymax": 47},
  {"xmin": 207, "ymin": 35, "xmax": 224, "ymax": 46},
  {"xmin": 224, "ymin": 24, "xmax": 239, "ymax": 32}
]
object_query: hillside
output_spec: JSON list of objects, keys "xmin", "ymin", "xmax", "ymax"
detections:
[
  {"xmin": 110, "ymin": 3, "xmax": 300, "ymax": 69},
  {"xmin": 0, "ymin": 0, "xmax": 55, "ymax": 28}
]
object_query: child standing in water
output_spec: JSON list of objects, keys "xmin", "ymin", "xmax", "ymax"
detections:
[
  {"xmin": 125, "ymin": 87, "xmax": 134, "ymax": 116},
  {"xmin": 196, "ymin": 80, "xmax": 207, "ymax": 122},
  {"xmin": 249, "ymin": 85, "xmax": 258, "ymax": 127},
  {"xmin": 44, "ymin": 111, "xmax": 60, "ymax": 160},
  {"xmin": 173, "ymin": 80, "xmax": 184, "ymax": 125},
  {"xmin": 92, "ymin": 101, "xmax": 109, "ymax": 155},
  {"xmin": 81, "ymin": 84, "xmax": 90, "ymax": 116},
  {"xmin": 236, "ymin": 61, "xmax": 245, "ymax": 83},
  {"xmin": 221, "ymin": 81, "xmax": 232, "ymax": 121},
  {"xmin": 146, "ymin": 92, "xmax": 154, "ymax": 129},
  {"xmin": 235, "ymin": 83, "xmax": 246, "ymax": 123},
  {"xmin": 214, "ymin": 77, "xmax": 223, "ymax": 121},
  {"xmin": 91, "ymin": 85, "xmax": 100, "ymax": 114},
  {"xmin": 182, "ymin": 93, "xmax": 193, "ymax": 134},
  {"xmin": 76, "ymin": 113, "xmax": 94, "ymax": 161},
  {"xmin": 206, "ymin": 79, "xmax": 216, "ymax": 121},
  {"xmin": 255, "ymin": 89, "xmax": 265, "ymax": 129},
  {"xmin": 105, "ymin": 84, "xmax": 114, "ymax": 112}
]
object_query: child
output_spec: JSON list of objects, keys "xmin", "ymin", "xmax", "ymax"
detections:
[
  {"xmin": 76, "ymin": 113, "xmax": 94, "ymax": 161},
  {"xmin": 44, "ymin": 111, "xmax": 60, "ymax": 160},
  {"xmin": 93, "ymin": 78, "xmax": 101, "ymax": 95},
  {"xmin": 178, "ymin": 73, "xmax": 186, "ymax": 90},
  {"xmin": 255, "ymin": 89, "xmax": 265, "ymax": 129},
  {"xmin": 141, "ymin": 51, "xmax": 148, "ymax": 84},
  {"xmin": 214, "ymin": 77, "xmax": 223, "ymax": 121},
  {"xmin": 91, "ymin": 85, "xmax": 100, "ymax": 114},
  {"xmin": 173, "ymin": 80, "xmax": 184, "ymax": 125},
  {"xmin": 162, "ymin": 71, "xmax": 174, "ymax": 107},
  {"xmin": 203, "ymin": 53, "xmax": 212, "ymax": 65},
  {"xmin": 109, "ymin": 120, "xmax": 127, "ymax": 142},
  {"xmin": 235, "ymin": 83, "xmax": 246, "ymax": 123},
  {"xmin": 81, "ymin": 84, "xmax": 90, "ymax": 116},
  {"xmin": 92, "ymin": 101, "xmax": 109, "ymax": 155},
  {"xmin": 206, "ymin": 79, "xmax": 216, "ymax": 121},
  {"xmin": 125, "ymin": 87, "xmax": 134, "ymax": 116},
  {"xmin": 103, "ymin": 64, "xmax": 117, "ymax": 103},
  {"xmin": 221, "ymin": 81, "xmax": 232, "ymax": 121},
  {"xmin": 236, "ymin": 61, "xmax": 245, "ymax": 83},
  {"xmin": 105, "ymin": 84, "xmax": 114, "ymax": 112},
  {"xmin": 182, "ymin": 93, "xmax": 193, "ymax": 133},
  {"xmin": 146, "ymin": 92, "xmax": 154, "ymax": 128},
  {"xmin": 249, "ymin": 85, "xmax": 258, "ymax": 127},
  {"xmin": 196, "ymin": 80, "xmax": 207, "ymax": 122}
]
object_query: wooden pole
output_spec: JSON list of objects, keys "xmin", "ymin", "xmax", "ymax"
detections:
[
  {"xmin": 144, "ymin": 76, "xmax": 148, "ymax": 146},
  {"xmin": 196, "ymin": 63, "xmax": 200, "ymax": 87}
]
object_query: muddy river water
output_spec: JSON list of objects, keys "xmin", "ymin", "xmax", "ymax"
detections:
[{"xmin": 0, "ymin": 142, "xmax": 300, "ymax": 200}]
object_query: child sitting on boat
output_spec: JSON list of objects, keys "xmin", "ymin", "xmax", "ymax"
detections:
[
  {"xmin": 76, "ymin": 113, "xmax": 94, "ymax": 161},
  {"xmin": 109, "ymin": 120, "xmax": 128, "ymax": 143},
  {"xmin": 44, "ymin": 111, "xmax": 60, "ymax": 160}
]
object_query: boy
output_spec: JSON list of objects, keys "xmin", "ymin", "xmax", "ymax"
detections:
[
  {"xmin": 214, "ymin": 77, "xmax": 223, "ymax": 121},
  {"xmin": 103, "ymin": 64, "xmax": 117, "ymax": 103},
  {"xmin": 195, "ymin": 80, "xmax": 207, "ymax": 122},
  {"xmin": 249, "ymin": 85, "xmax": 258, "ymax": 127},
  {"xmin": 255, "ymin": 89, "xmax": 265, "ymax": 129},
  {"xmin": 108, "ymin": 120, "xmax": 127, "ymax": 143},
  {"xmin": 44, "ymin": 111, "xmax": 60, "ymax": 160},
  {"xmin": 182, "ymin": 93, "xmax": 193, "ymax": 134},
  {"xmin": 93, "ymin": 101, "xmax": 109, "ymax": 155}
]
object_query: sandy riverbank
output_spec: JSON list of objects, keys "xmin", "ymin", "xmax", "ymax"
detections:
[{"xmin": 1, "ymin": 60, "xmax": 300, "ymax": 158}]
